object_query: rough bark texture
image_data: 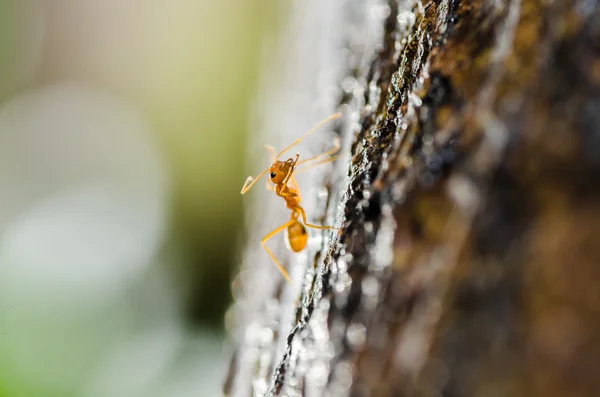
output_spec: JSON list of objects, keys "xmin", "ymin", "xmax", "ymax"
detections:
[{"xmin": 224, "ymin": 0, "xmax": 600, "ymax": 396}]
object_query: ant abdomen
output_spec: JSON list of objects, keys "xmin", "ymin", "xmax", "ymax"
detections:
[{"xmin": 286, "ymin": 221, "xmax": 308, "ymax": 252}]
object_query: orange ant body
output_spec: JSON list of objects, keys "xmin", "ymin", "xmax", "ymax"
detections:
[{"xmin": 241, "ymin": 112, "xmax": 342, "ymax": 282}]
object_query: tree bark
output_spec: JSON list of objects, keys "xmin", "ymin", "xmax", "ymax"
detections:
[{"xmin": 224, "ymin": 0, "xmax": 600, "ymax": 396}]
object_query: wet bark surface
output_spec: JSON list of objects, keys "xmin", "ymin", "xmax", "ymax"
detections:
[{"xmin": 225, "ymin": 0, "xmax": 600, "ymax": 396}]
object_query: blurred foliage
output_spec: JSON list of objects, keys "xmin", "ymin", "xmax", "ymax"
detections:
[
  {"xmin": 0, "ymin": 2, "xmax": 29, "ymax": 100},
  {"xmin": 0, "ymin": 1, "xmax": 280, "ymax": 396},
  {"xmin": 138, "ymin": 1, "xmax": 280, "ymax": 327}
]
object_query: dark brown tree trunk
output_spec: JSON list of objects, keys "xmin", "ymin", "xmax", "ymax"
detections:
[{"xmin": 224, "ymin": 0, "xmax": 600, "ymax": 396}]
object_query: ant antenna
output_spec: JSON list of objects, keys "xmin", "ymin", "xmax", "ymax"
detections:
[
  {"xmin": 241, "ymin": 112, "xmax": 343, "ymax": 194},
  {"xmin": 240, "ymin": 145, "xmax": 280, "ymax": 194},
  {"xmin": 241, "ymin": 167, "xmax": 269, "ymax": 194},
  {"xmin": 276, "ymin": 112, "xmax": 342, "ymax": 159}
]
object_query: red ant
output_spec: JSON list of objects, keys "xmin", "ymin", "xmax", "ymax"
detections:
[{"xmin": 241, "ymin": 112, "xmax": 342, "ymax": 282}]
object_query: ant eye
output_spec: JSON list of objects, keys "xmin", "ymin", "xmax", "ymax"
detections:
[{"xmin": 270, "ymin": 172, "xmax": 277, "ymax": 178}]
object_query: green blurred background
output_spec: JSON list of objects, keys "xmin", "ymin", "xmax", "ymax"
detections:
[{"xmin": 0, "ymin": 1, "xmax": 279, "ymax": 396}]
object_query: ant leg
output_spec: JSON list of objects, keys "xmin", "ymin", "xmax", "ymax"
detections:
[
  {"xmin": 277, "ymin": 189, "xmax": 297, "ymax": 199},
  {"xmin": 295, "ymin": 154, "xmax": 340, "ymax": 175},
  {"xmin": 265, "ymin": 179, "xmax": 275, "ymax": 191},
  {"xmin": 290, "ymin": 177, "xmax": 301, "ymax": 200},
  {"xmin": 281, "ymin": 154, "xmax": 300, "ymax": 187},
  {"xmin": 261, "ymin": 219, "xmax": 296, "ymax": 283},
  {"xmin": 297, "ymin": 136, "xmax": 341, "ymax": 166},
  {"xmin": 276, "ymin": 112, "xmax": 342, "ymax": 159},
  {"xmin": 274, "ymin": 181, "xmax": 299, "ymax": 199},
  {"xmin": 296, "ymin": 207, "xmax": 341, "ymax": 233}
]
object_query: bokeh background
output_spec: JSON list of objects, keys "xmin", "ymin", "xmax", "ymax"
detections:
[{"xmin": 0, "ymin": 1, "xmax": 280, "ymax": 396}]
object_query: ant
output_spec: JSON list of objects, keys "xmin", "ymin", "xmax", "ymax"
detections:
[{"xmin": 241, "ymin": 112, "xmax": 343, "ymax": 282}]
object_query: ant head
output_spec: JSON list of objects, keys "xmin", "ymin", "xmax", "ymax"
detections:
[{"xmin": 269, "ymin": 158, "xmax": 294, "ymax": 184}]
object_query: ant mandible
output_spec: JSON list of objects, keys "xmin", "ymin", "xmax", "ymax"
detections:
[{"xmin": 241, "ymin": 112, "xmax": 343, "ymax": 282}]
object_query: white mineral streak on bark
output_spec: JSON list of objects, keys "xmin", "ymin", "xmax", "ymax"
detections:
[
  {"xmin": 267, "ymin": 0, "xmax": 364, "ymax": 393},
  {"xmin": 286, "ymin": 1, "xmax": 392, "ymax": 396},
  {"xmin": 229, "ymin": 0, "xmax": 352, "ymax": 395}
]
